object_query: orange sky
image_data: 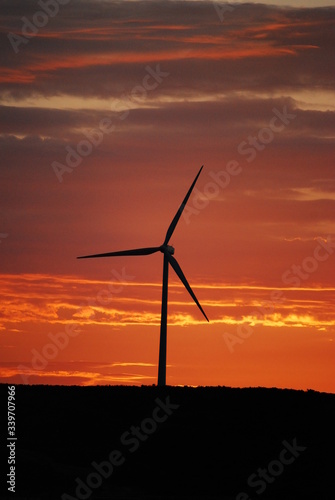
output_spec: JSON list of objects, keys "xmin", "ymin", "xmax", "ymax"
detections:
[{"xmin": 1, "ymin": 0, "xmax": 335, "ymax": 392}]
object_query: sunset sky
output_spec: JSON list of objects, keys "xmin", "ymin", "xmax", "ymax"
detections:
[{"xmin": 1, "ymin": 0, "xmax": 335, "ymax": 392}]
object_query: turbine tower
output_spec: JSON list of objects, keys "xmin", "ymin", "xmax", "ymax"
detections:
[{"xmin": 77, "ymin": 166, "xmax": 209, "ymax": 386}]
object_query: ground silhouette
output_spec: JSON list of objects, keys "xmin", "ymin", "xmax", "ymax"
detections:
[{"xmin": 1, "ymin": 384, "xmax": 334, "ymax": 499}]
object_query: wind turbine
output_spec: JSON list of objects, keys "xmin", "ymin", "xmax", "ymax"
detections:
[{"xmin": 77, "ymin": 166, "xmax": 209, "ymax": 386}]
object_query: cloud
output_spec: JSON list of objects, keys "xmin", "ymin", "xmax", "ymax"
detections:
[
  {"xmin": 0, "ymin": 360, "xmax": 156, "ymax": 385},
  {"xmin": 1, "ymin": 273, "xmax": 335, "ymax": 331},
  {"xmin": 1, "ymin": 1, "xmax": 334, "ymax": 99}
]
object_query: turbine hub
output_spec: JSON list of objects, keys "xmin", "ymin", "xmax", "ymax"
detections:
[{"xmin": 161, "ymin": 244, "xmax": 175, "ymax": 255}]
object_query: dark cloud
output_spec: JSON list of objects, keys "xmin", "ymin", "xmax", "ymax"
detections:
[
  {"xmin": 2, "ymin": 95, "xmax": 334, "ymax": 140},
  {"xmin": 1, "ymin": 1, "xmax": 334, "ymax": 98}
]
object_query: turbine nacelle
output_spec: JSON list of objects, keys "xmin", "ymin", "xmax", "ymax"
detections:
[{"xmin": 161, "ymin": 244, "xmax": 175, "ymax": 255}]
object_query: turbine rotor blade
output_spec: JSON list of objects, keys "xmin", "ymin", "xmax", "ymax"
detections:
[
  {"xmin": 167, "ymin": 254, "xmax": 209, "ymax": 322},
  {"xmin": 164, "ymin": 165, "xmax": 204, "ymax": 245},
  {"xmin": 77, "ymin": 246, "xmax": 161, "ymax": 259}
]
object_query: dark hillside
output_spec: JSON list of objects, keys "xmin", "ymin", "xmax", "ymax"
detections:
[{"xmin": 1, "ymin": 384, "xmax": 334, "ymax": 499}]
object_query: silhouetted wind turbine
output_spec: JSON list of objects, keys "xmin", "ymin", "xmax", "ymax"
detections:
[{"xmin": 77, "ymin": 166, "xmax": 209, "ymax": 386}]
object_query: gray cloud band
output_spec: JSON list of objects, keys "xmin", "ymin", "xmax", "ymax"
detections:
[{"xmin": 51, "ymin": 64, "xmax": 169, "ymax": 183}]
